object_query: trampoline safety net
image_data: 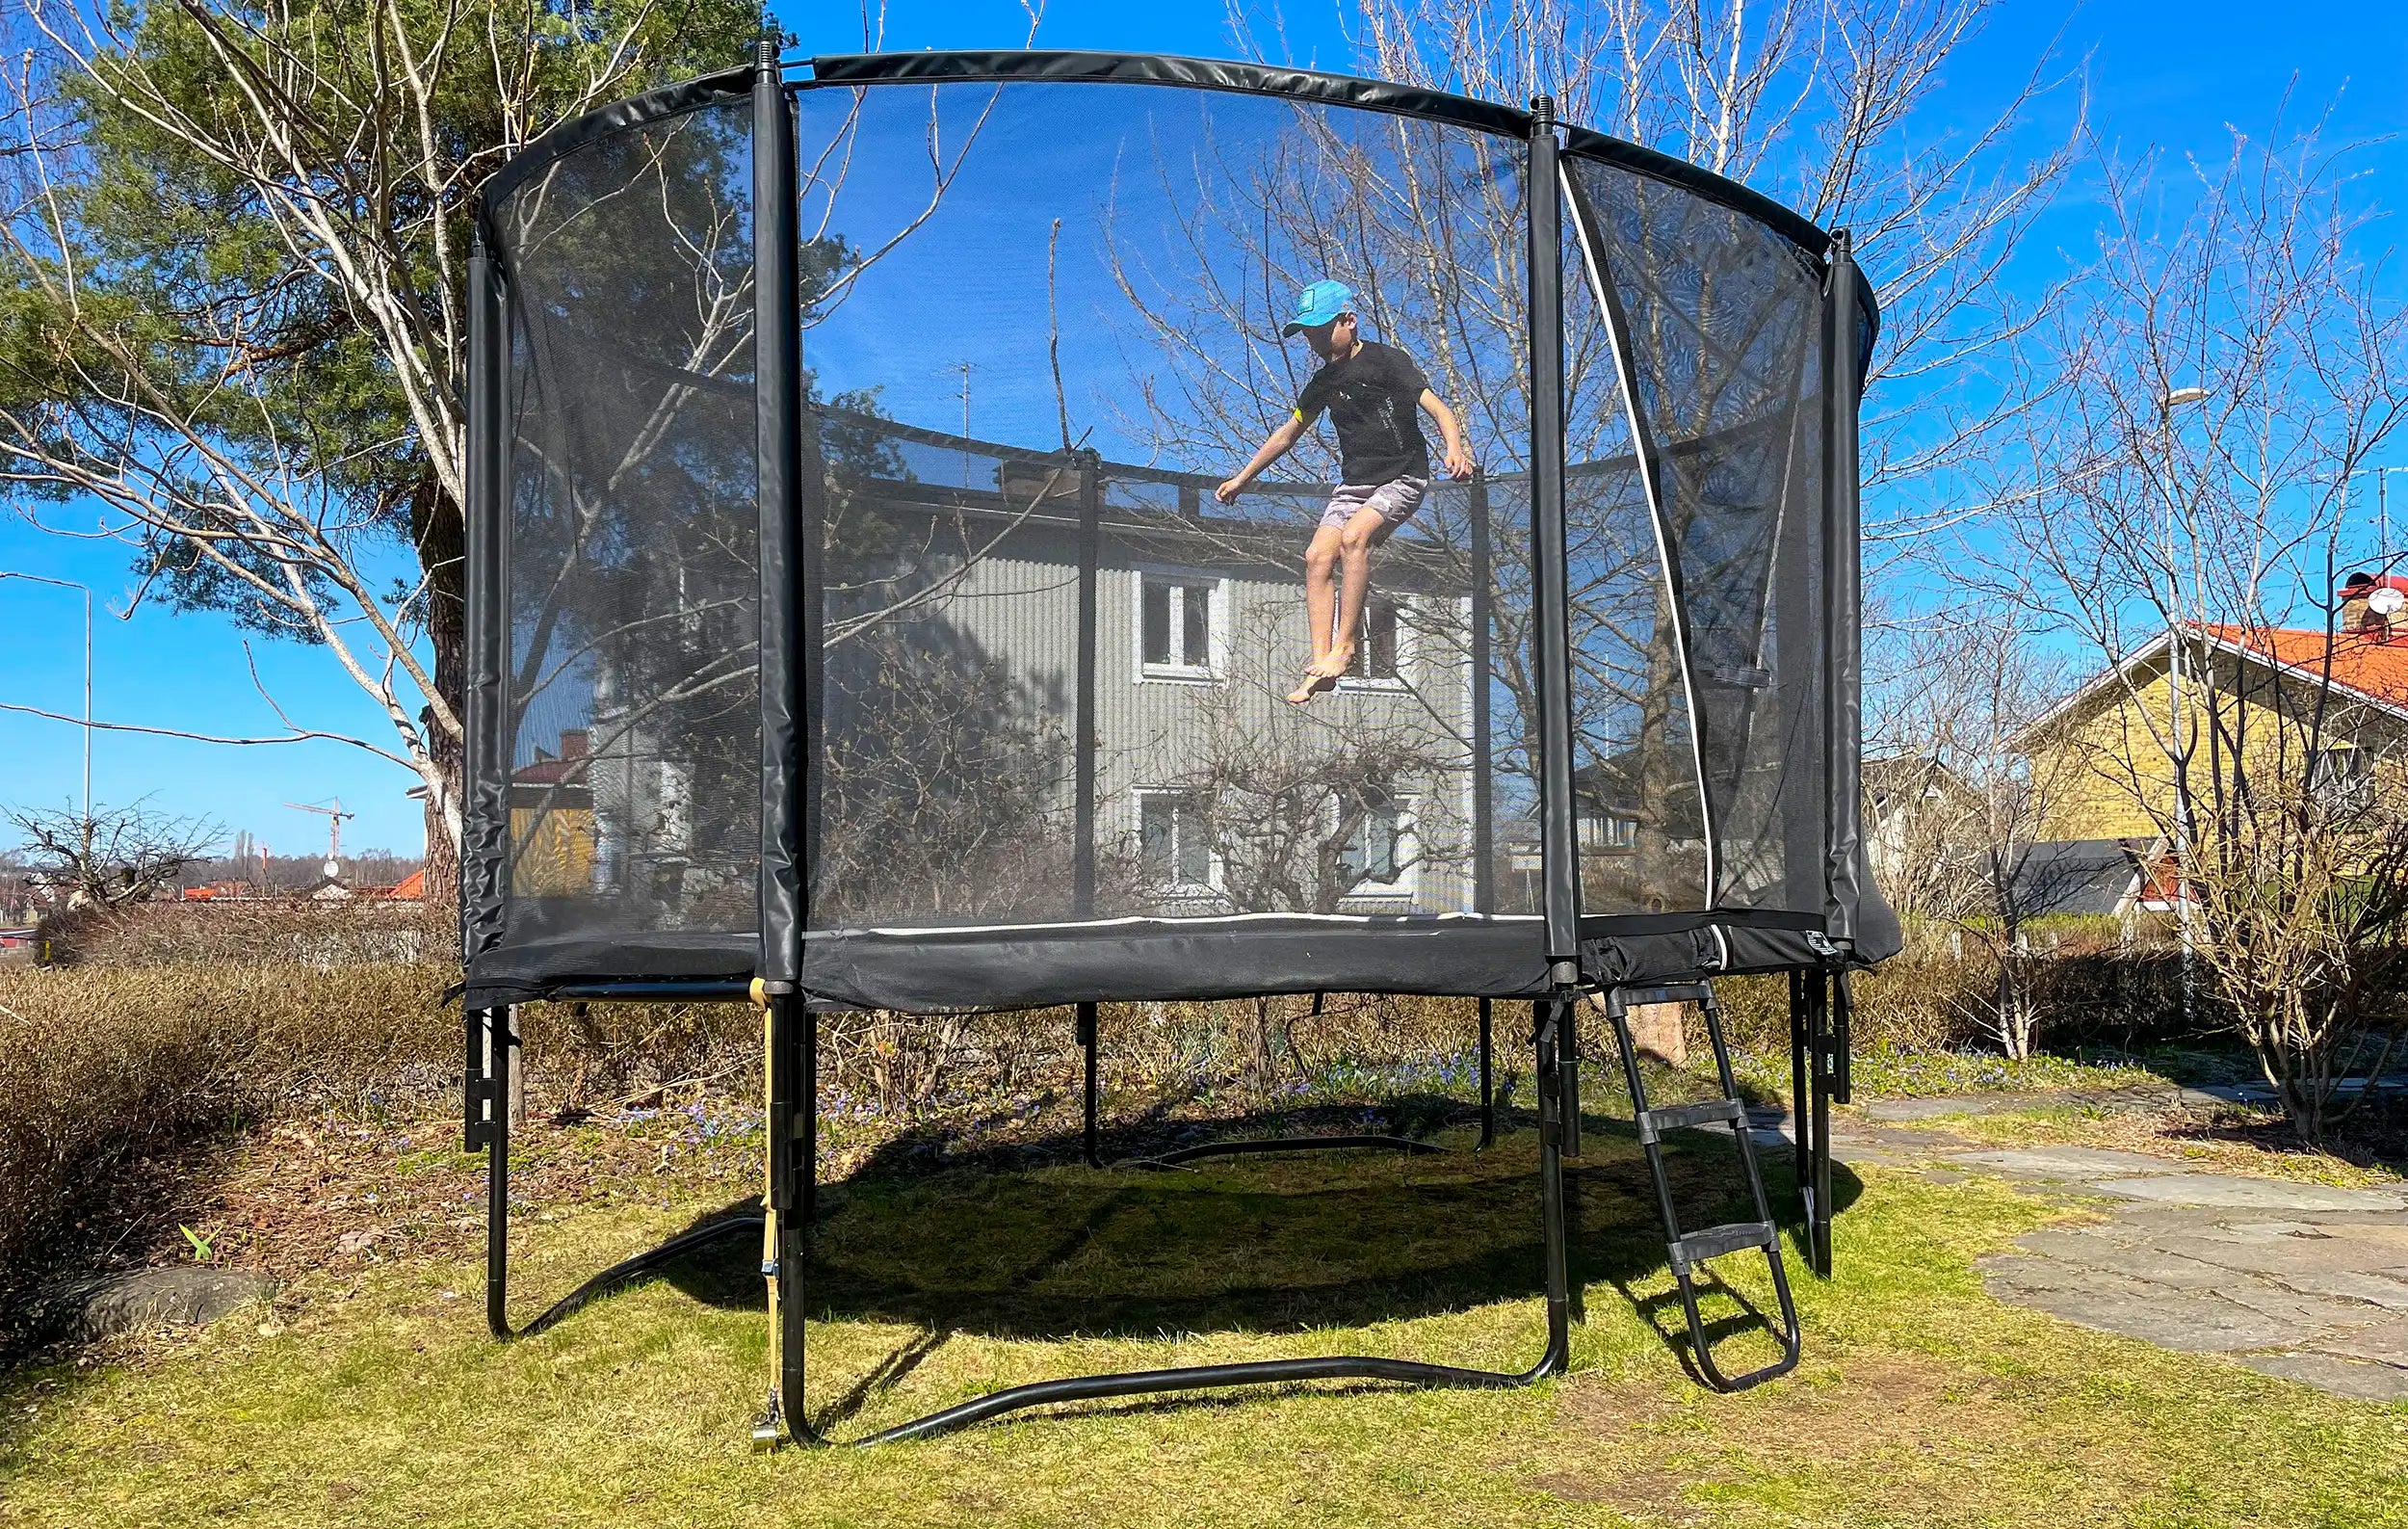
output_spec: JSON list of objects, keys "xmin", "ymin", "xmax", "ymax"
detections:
[{"xmin": 463, "ymin": 57, "xmax": 1894, "ymax": 1009}]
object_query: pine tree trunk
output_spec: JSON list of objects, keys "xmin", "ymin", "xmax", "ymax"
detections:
[{"xmin": 414, "ymin": 477, "xmax": 466, "ymax": 909}]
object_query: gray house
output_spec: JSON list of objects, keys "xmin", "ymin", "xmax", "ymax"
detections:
[{"xmin": 814, "ymin": 431, "xmax": 1482, "ymax": 928}]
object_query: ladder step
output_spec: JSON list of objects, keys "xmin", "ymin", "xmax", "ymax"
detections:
[
  {"xmin": 1609, "ymin": 982, "xmax": 1715, "ymax": 1015},
  {"xmin": 1636, "ymin": 1097, "xmax": 1744, "ymax": 1145},
  {"xmin": 1670, "ymin": 1221, "xmax": 1776, "ymax": 1274}
]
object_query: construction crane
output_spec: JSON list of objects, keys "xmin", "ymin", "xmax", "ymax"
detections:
[{"xmin": 284, "ymin": 799, "xmax": 355, "ymax": 881}]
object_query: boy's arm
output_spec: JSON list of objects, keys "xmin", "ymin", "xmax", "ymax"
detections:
[
  {"xmin": 1217, "ymin": 411, "xmax": 1310, "ymax": 504},
  {"xmin": 1419, "ymin": 388, "xmax": 1475, "ymax": 480}
]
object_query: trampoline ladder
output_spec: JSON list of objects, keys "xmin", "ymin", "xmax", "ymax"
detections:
[{"xmin": 1603, "ymin": 981, "xmax": 1801, "ymax": 1392}]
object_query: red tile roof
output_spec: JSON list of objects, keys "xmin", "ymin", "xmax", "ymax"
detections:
[{"xmin": 2198, "ymin": 622, "xmax": 2408, "ymax": 712}]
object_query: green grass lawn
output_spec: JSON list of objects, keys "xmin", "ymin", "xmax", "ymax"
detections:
[{"xmin": 4, "ymin": 1109, "xmax": 2405, "ymax": 1527}]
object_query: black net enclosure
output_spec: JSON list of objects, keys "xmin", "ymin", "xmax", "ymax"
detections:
[
  {"xmin": 463, "ymin": 50, "xmax": 1893, "ymax": 1014},
  {"xmin": 459, "ymin": 44, "xmax": 1894, "ymax": 1445}
]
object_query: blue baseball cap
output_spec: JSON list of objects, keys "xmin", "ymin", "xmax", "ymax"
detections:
[{"xmin": 1281, "ymin": 278, "xmax": 1355, "ymax": 337}]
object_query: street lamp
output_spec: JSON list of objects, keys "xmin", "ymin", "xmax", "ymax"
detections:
[
  {"xmin": 2148, "ymin": 384, "xmax": 2210, "ymax": 1029},
  {"xmin": 0, "ymin": 571, "xmax": 93, "ymax": 826}
]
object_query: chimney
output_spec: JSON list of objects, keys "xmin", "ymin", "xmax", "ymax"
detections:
[
  {"xmin": 560, "ymin": 728, "xmax": 589, "ymax": 759},
  {"xmin": 2340, "ymin": 572, "xmax": 2408, "ymax": 644}
]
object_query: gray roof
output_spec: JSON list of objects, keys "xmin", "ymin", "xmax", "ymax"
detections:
[{"xmin": 2011, "ymin": 837, "xmax": 2155, "ymax": 917}]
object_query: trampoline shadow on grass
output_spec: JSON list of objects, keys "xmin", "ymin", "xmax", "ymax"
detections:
[{"xmin": 531, "ymin": 1100, "xmax": 1858, "ymax": 1422}]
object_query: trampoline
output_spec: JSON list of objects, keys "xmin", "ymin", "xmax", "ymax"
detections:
[{"xmin": 458, "ymin": 42, "xmax": 1897, "ymax": 1446}]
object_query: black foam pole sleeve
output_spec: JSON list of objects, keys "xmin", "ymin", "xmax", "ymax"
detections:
[
  {"xmin": 1527, "ymin": 97, "xmax": 1580, "ymax": 972},
  {"xmin": 1821, "ymin": 231, "xmax": 1864, "ymax": 946},
  {"xmin": 755, "ymin": 41, "xmax": 805, "ymax": 985}
]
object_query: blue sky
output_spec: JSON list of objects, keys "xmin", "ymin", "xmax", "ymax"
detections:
[{"xmin": 2, "ymin": 0, "xmax": 2403, "ymax": 857}]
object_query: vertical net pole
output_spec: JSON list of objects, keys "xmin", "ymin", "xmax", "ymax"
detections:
[
  {"xmin": 799, "ymin": 414, "xmax": 826, "ymax": 970},
  {"xmin": 755, "ymin": 40, "xmax": 804, "ymax": 987},
  {"xmin": 1469, "ymin": 475, "xmax": 1494, "ymax": 914},
  {"xmin": 1074, "ymin": 451, "xmax": 1104, "ymax": 1164},
  {"xmin": 1526, "ymin": 99, "xmax": 1579, "ymax": 979},
  {"xmin": 1075, "ymin": 450, "xmax": 1101, "ymax": 915},
  {"xmin": 461, "ymin": 229, "xmax": 507, "ymax": 969},
  {"xmin": 1821, "ymin": 232, "xmax": 1864, "ymax": 946}
]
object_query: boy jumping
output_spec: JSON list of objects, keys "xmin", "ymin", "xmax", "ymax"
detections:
[{"xmin": 1216, "ymin": 279, "xmax": 1474, "ymax": 703}]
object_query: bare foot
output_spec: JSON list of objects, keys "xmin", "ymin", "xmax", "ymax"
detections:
[
  {"xmin": 1286, "ymin": 672, "xmax": 1339, "ymax": 704},
  {"xmin": 1308, "ymin": 645, "xmax": 1355, "ymax": 679}
]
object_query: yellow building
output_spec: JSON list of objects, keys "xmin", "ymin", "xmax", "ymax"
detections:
[
  {"xmin": 510, "ymin": 728, "xmax": 598, "ymax": 896},
  {"xmin": 2017, "ymin": 585, "xmax": 2408, "ymax": 845}
]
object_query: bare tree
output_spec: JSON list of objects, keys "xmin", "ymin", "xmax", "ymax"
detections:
[
  {"xmin": 1080, "ymin": 0, "xmax": 2076, "ymax": 923},
  {"xmin": 1875, "ymin": 618, "xmax": 2096, "ymax": 1057},
  {"xmin": 1988, "ymin": 106, "xmax": 2408, "ymax": 1135},
  {"xmin": 8, "ymin": 801, "xmax": 220, "ymax": 911},
  {"xmin": 1241, "ymin": 0, "xmax": 2083, "ymax": 536},
  {"xmin": 0, "ymin": 3, "xmax": 765, "ymax": 896},
  {"xmin": 0, "ymin": 3, "xmax": 1033, "ymax": 900},
  {"xmin": 1148, "ymin": 685, "xmax": 1471, "ymax": 915}
]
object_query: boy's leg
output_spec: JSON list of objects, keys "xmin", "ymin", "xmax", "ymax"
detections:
[
  {"xmin": 1289, "ymin": 507, "xmax": 1351, "ymax": 704},
  {"xmin": 1310, "ymin": 501, "xmax": 1397, "ymax": 680},
  {"xmin": 1300, "ymin": 523, "xmax": 1345, "ymax": 667}
]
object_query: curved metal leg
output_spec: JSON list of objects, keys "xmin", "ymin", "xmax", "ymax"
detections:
[
  {"xmin": 475, "ymin": 1003, "xmax": 759, "ymax": 1344},
  {"xmin": 772, "ymin": 994, "xmax": 1580, "ymax": 1446}
]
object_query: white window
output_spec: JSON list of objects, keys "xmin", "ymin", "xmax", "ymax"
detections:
[
  {"xmin": 1139, "ymin": 791, "xmax": 1215, "ymax": 887},
  {"xmin": 1336, "ymin": 789, "xmax": 1416, "ymax": 895},
  {"xmin": 1579, "ymin": 812, "xmax": 1637, "ymax": 851},
  {"xmin": 2309, "ymin": 746, "xmax": 2374, "ymax": 813},
  {"xmin": 1138, "ymin": 571, "xmax": 1223, "ymax": 679}
]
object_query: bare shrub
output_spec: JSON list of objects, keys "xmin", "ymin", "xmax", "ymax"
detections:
[
  {"xmin": 8, "ymin": 802, "xmax": 219, "ymax": 912},
  {"xmin": 0, "ymin": 962, "xmax": 454, "ymax": 1285},
  {"xmin": 52, "ymin": 900, "xmax": 448, "ymax": 968}
]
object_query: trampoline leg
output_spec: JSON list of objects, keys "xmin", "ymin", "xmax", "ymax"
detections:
[
  {"xmin": 1809, "ymin": 974, "xmax": 1835, "ymax": 1278},
  {"xmin": 481, "ymin": 1006, "xmax": 510, "ymax": 1339},
  {"xmin": 791, "ymin": 999, "xmax": 1578, "ymax": 1446},
  {"xmin": 1476, "ymin": 997, "xmax": 1495, "ymax": 1150},
  {"xmin": 1078, "ymin": 1002, "xmax": 1103, "ymax": 1169},
  {"xmin": 1789, "ymin": 971, "xmax": 1814, "ymax": 1232},
  {"xmin": 758, "ymin": 991, "xmax": 819, "ymax": 1448},
  {"xmin": 1532, "ymin": 998, "xmax": 1573, "ymax": 1355}
]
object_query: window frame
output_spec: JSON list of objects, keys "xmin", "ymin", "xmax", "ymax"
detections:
[
  {"xmin": 1335, "ymin": 593, "xmax": 1415, "ymax": 692},
  {"xmin": 1133, "ymin": 564, "xmax": 1230, "ymax": 683},
  {"xmin": 2307, "ymin": 743, "xmax": 2376, "ymax": 815},
  {"xmin": 1332, "ymin": 787, "xmax": 1421, "ymax": 902},
  {"xmin": 1135, "ymin": 787, "xmax": 1218, "ymax": 892}
]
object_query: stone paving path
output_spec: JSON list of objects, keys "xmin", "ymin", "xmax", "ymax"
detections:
[{"xmin": 1791, "ymin": 1094, "xmax": 2408, "ymax": 1402}]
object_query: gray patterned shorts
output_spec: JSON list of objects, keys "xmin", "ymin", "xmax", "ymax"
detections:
[{"xmin": 1318, "ymin": 475, "xmax": 1428, "ymax": 533}]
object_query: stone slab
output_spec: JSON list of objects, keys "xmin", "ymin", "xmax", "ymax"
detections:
[
  {"xmin": 2007, "ymin": 1227, "xmax": 2238, "ymax": 1289},
  {"xmin": 1950, "ymin": 1147, "xmax": 2190, "ymax": 1180},
  {"xmin": 2315, "ymin": 1315, "xmax": 2408, "ymax": 1366},
  {"xmin": 2212, "ymin": 1281, "xmax": 2391, "ymax": 1333},
  {"xmin": 2088, "ymin": 1175, "xmax": 2408, "ymax": 1212},
  {"xmin": 1982, "ymin": 1266, "xmax": 2308, "ymax": 1353},
  {"xmin": 2273, "ymin": 1269, "xmax": 2408, "ymax": 1312},
  {"xmin": 2239, "ymin": 1352, "xmax": 2408, "ymax": 1402},
  {"xmin": 2177, "ymin": 1084, "xmax": 2278, "ymax": 1107},
  {"xmin": 2152, "ymin": 1229, "xmax": 2408, "ymax": 1279},
  {"xmin": 1862, "ymin": 1096, "xmax": 2026, "ymax": 1122}
]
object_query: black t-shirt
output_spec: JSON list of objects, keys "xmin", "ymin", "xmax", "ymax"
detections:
[{"xmin": 1296, "ymin": 341, "xmax": 1431, "ymax": 486}]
